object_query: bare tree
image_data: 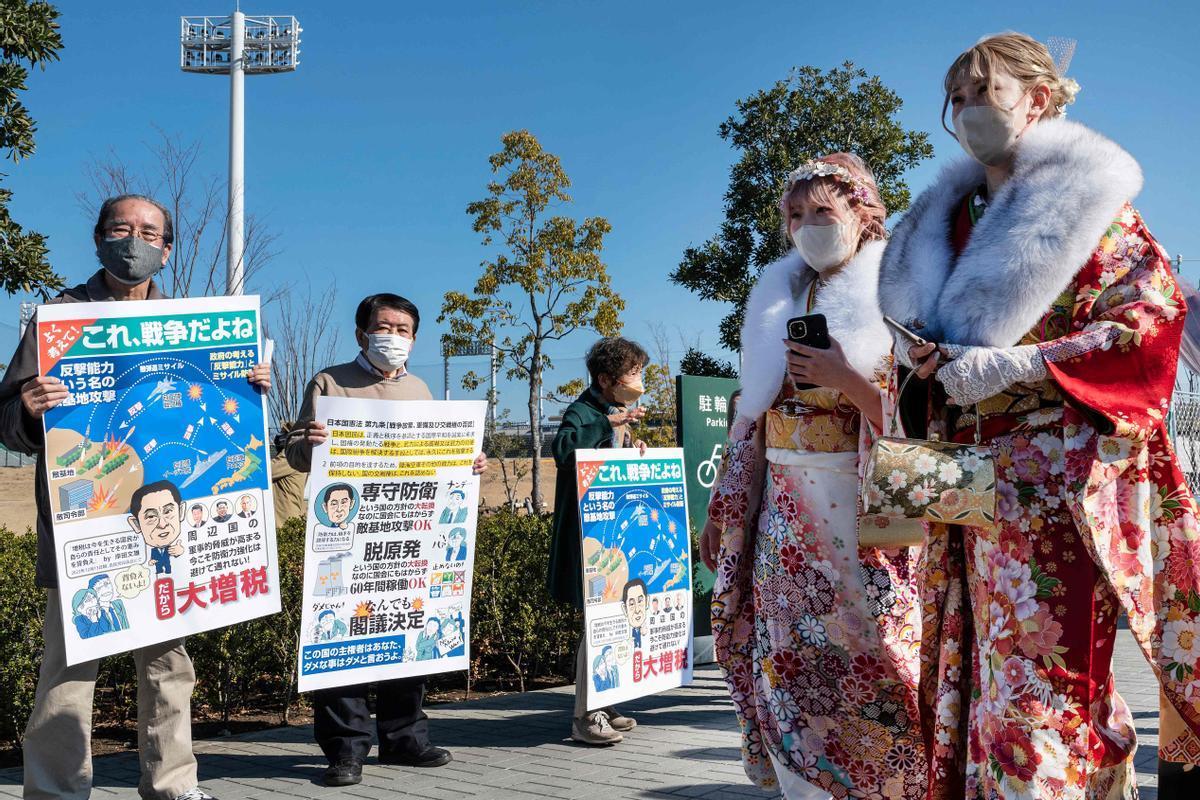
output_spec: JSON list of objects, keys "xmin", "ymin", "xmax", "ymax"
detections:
[
  {"xmin": 268, "ymin": 278, "xmax": 341, "ymax": 427},
  {"xmin": 647, "ymin": 321, "xmax": 673, "ymax": 370},
  {"xmin": 76, "ymin": 127, "xmax": 279, "ymax": 299}
]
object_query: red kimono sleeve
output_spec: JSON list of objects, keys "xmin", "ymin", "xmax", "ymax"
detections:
[{"xmin": 1037, "ymin": 206, "xmax": 1184, "ymax": 438}]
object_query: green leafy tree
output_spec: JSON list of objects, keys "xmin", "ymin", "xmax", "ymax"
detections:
[
  {"xmin": 0, "ymin": 0, "xmax": 64, "ymax": 297},
  {"xmin": 440, "ymin": 131, "xmax": 623, "ymax": 510},
  {"xmin": 679, "ymin": 347, "xmax": 737, "ymax": 379},
  {"xmin": 671, "ymin": 62, "xmax": 933, "ymax": 351}
]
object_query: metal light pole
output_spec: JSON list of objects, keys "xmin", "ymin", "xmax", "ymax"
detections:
[
  {"xmin": 180, "ymin": 12, "xmax": 301, "ymax": 295},
  {"xmin": 228, "ymin": 10, "xmax": 245, "ymax": 295}
]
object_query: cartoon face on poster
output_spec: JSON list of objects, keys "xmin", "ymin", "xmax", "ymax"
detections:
[
  {"xmin": 296, "ymin": 396, "xmax": 486, "ymax": 692},
  {"xmin": 37, "ymin": 296, "xmax": 280, "ymax": 664},
  {"xmin": 575, "ymin": 448, "xmax": 693, "ymax": 710}
]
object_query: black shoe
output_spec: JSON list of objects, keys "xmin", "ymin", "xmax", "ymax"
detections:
[
  {"xmin": 323, "ymin": 758, "xmax": 363, "ymax": 787},
  {"xmin": 379, "ymin": 745, "xmax": 453, "ymax": 768}
]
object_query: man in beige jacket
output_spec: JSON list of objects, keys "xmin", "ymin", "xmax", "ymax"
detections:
[
  {"xmin": 270, "ymin": 423, "xmax": 307, "ymax": 526},
  {"xmin": 287, "ymin": 293, "xmax": 486, "ymax": 788}
]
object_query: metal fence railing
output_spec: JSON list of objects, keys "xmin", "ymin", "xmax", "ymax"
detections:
[
  {"xmin": 1169, "ymin": 388, "xmax": 1200, "ymax": 491},
  {"xmin": 0, "ymin": 445, "xmax": 36, "ymax": 468}
]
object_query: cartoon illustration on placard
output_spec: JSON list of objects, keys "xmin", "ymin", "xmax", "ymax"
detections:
[
  {"xmin": 126, "ymin": 480, "xmax": 184, "ymax": 576},
  {"xmin": 311, "ymin": 609, "xmax": 349, "ymax": 643},
  {"xmin": 438, "ymin": 488, "xmax": 469, "ymax": 525}
]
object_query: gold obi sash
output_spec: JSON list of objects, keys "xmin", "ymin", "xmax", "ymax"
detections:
[{"xmin": 765, "ymin": 385, "xmax": 860, "ymax": 456}]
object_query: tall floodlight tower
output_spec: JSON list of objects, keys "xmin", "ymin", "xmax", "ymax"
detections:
[{"xmin": 180, "ymin": 12, "xmax": 301, "ymax": 295}]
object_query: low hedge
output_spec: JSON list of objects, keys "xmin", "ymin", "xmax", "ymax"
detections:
[{"xmin": 0, "ymin": 511, "xmax": 579, "ymax": 752}]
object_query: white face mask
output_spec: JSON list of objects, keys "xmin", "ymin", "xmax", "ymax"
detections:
[
  {"xmin": 791, "ymin": 222, "xmax": 855, "ymax": 273},
  {"xmin": 952, "ymin": 95, "xmax": 1030, "ymax": 166},
  {"xmin": 365, "ymin": 334, "xmax": 412, "ymax": 372}
]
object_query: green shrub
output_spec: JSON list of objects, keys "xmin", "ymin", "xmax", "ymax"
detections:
[
  {"xmin": 189, "ymin": 518, "xmax": 307, "ymax": 724},
  {"xmin": 0, "ymin": 528, "xmax": 41, "ymax": 747},
  {"xmin": 462, "ymin": 512, "xmax": 579, "ymax": 692}
]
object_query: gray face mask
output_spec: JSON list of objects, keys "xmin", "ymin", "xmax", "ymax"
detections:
[{"xmin": 96, "ymin": 236, "xmax": 165, "ymax": 286}]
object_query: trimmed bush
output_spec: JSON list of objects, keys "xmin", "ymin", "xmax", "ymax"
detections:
[
  {"xmin": 189, "ymin": 518, "xmax": 307, "ymax": 724},
  {"xmin": 461, "ymin": 512, "xmax": 578, "ymax": 693},
  {"xmin": 0, "ymin": 529, "xmax": 40, "ymax": 747}
]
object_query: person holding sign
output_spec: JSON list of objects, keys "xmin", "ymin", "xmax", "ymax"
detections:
[
  {"xmin": 0, "ymin": 195, "xmax": 270, "ymax": 800},
  {"xmin": 548, "ymin": 336, "xmax": 648, "ymax": 746},
  {"xmin": 287, "ymin": 293, "xmax": 487, "ymax": 788}
]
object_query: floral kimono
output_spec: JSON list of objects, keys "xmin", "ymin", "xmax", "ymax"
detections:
[
  {"xmin": 878, "ymin": 117, "xmax": 1200, "ymax": 799},
  {"xmin": 710, "ymin": 240, "xmax": 928, "ymax": 799}
]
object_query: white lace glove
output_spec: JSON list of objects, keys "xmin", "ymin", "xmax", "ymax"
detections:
[
  {"xmin": 892, "ymin": 334, "xmax": 917, "ymax": 368},
  {"xmin": 935, "ymin": 344, "xmax": 1047, "ymax": 406}
]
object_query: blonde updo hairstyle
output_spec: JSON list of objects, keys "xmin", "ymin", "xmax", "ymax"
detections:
[
  {"xmin": 778, "ymin": 152, "xmax": 887, "ymax": 251},
  {"xmin": 941, "ymin": 32, "xmax": 1080, "ymax": 135}
]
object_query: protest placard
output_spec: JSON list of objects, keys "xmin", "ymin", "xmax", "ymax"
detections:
[
  {"xmin": 297, "ymin": 396, "xmax": 486, "ymax": 692},
  {"xmin": 37, "ymin": 296, "xmax": 279, "ymax": 664},
  {"xmin": 575, "ymin": 447, "xmax": 693, "ymax": 709}
]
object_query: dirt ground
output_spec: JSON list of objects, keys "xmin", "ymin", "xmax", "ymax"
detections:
[
  {"xmin": 478, "ymin": 457, "xmax": 558, "ymax": 511},
  {"xmin": 0, "ymin": 466, "xmax": 36, "ymax": 533},
  {"xmin": 0, "ymin": 458, "xmax": 560, "ymax": 533}
]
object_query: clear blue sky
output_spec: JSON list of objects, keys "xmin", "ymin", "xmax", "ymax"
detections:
[{"xmin": 4, "ymin": 1, "xmax": 1198, "ymax": 418}]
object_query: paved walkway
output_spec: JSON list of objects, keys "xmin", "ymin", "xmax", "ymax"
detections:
[{"xmin": 0, "ymin": 631, "xmax": 1164, "ymax": 799}]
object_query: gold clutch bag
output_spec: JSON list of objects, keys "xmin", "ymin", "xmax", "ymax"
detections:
[{"xmin": 860, "ymin": 373, "xmax": 996, "ymax": 540}]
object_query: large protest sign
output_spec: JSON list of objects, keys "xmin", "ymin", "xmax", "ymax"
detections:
[
  {"xmin": 38, "ymin": 296, "xmax": 278, "ymax": 665},
  {"xmin": 575, "ymin": 447, "xmax": 693, "ymax": 710},
  {"xmin": 297, "ymin": 396, "xmax": 486, "ymax": 692}
]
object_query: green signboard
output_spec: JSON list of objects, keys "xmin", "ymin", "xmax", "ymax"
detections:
[{"xmin": 675, "ymin": 374, "xmax": 738, "ymax": 637}]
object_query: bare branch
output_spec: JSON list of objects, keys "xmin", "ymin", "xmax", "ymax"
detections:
[{"xmin": 267, "ymin": 276, "xmax": 342, "ymax": 426}]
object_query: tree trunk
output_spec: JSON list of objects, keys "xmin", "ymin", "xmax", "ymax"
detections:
[{"xmin": 529, "ymin": 347, "xmax": 544, "ymax": 511}]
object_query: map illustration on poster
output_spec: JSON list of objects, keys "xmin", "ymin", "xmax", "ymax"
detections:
[
  {"xmin": 38, "ymin": 296, "xmax": 279, "ymax": 665},
  {"xmin": 297, "ymin": 396, "xmax": 486, "ymax": 692},
  {"xmin": 575, "ymin": 448, "xmax": 693, "ymax": 710}
]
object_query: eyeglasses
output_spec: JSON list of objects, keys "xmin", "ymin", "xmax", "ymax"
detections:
[{"xmin": 105, "ymin": 224, "xmax": 164, "ymax": 244}]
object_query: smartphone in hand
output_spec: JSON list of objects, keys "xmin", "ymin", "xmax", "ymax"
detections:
[{"xmin": 787, "ymin": 313, "xmax": 829, "ymax": 390}]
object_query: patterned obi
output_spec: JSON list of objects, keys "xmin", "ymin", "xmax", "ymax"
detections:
[
  {"xmin": 953, "ymin": 379, "xmax": 1066, "ymax": 436},
  {"xmin": 765, "ymin": 383, "xmax": 861, "ymax": 461}
]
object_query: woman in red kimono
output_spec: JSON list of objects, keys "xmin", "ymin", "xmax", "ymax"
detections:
[{"xmin": 878, "ymin": 32, "xmax": 1200, "ymax": 799}]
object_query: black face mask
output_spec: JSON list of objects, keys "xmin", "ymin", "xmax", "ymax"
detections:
[{"xmin": 96, "ymin": 236, "xmax": 165, "ymax": 286}]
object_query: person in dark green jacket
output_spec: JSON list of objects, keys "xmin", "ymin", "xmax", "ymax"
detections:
[{"xmin": 548, "ymin": 336, "xmax": 648, "ymax": 746}]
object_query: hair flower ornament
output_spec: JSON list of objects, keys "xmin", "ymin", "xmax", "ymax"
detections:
[{"xmin": 786, "ymin": 160, "xmax": 872, "ymax": 203}]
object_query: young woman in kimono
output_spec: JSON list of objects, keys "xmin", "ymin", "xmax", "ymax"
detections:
[
  {"xmin": 701, "ymin": 153, "xmax": 927, "ymax": 800},
  {"xmin": 878, "ymin": 31, "xmax": 1200, "ymax": 799}
]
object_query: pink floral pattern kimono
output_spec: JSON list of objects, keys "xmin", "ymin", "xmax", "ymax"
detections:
[{"xmin": 709, "ymin": 241, "xmax": 927, "ymax": 799}]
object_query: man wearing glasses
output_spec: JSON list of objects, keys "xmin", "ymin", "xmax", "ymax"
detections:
[{"xmin": 0, "ymin": 194, "xmax": 270, "ymax": 800}]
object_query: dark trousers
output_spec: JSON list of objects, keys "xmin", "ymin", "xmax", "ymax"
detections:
[{"xmin": 312, "ymin": 676, "xmax": 430, "ymax": 763}]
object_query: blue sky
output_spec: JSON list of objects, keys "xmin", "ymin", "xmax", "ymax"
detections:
[{"xmin": 4, "ymin": 1, "xmax": 1198, "ymax": 418}]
